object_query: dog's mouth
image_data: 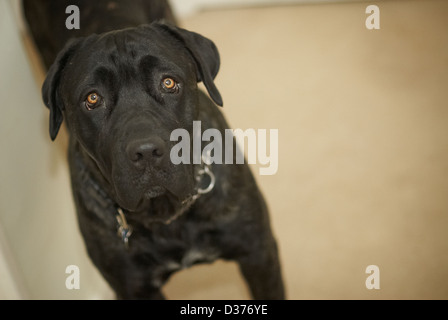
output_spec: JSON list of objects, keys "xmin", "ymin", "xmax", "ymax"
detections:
[
  {"xmin": 106, "ymin": 157, "xmax": 215, "ymax": 226},
  {"xmin": 114, "ymin": 184, "xmax": 197, "ymax": 226},
  {"xmin": 113, "ymin": 174, "xmax": 197, "ymax": 214},
  {"xmin": 143, "ymin": 186, "xmax": 167, "ymax": 200}
]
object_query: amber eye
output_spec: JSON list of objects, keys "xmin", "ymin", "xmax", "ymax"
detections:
[
  {"xmin": 161, "ymin": 77, "xmax": 178, "ymax": 92},
  {"xmin": 85, "ymin": 92, "xmax": 102, "ymax": 110}
]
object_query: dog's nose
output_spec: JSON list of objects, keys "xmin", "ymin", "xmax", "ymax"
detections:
[{"xmin": 126, "ymin": 136, "xmax": 166, "ymax": 167}]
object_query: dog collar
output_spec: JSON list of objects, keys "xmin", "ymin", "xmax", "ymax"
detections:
[
  {"xmin": 115, "ymin": 155, "xmax": 215, "ymax": 248},
  {"xmin": 184, "ymin": 158, "xmax": 215, "ymax": 203},
  {"xmin": 116, "ymin": 207, "xmax": 132, "ymax": 248}
]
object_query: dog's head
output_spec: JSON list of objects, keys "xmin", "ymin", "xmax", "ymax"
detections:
[{"xmin": 42, "ymin": 22, "xmax": 222, "ymax": 213}]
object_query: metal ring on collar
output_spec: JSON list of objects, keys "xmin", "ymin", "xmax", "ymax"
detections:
[{"xmin": 197, "ymin": 166, "xmax": 215, "ymax": 195}]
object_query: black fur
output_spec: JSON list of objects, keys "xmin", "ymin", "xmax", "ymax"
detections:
[{"xmin": 23, "ymin": 0, "xmax": 284, "ymax": 299}]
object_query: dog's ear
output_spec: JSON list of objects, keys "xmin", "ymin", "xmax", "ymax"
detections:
[
  {"xmin": 156, "ymin": 23, "xmax": 223, "ymax": 107},
  {"xmin": 42, "ymin": 38, "xmax": 82, "ymax": 140}
]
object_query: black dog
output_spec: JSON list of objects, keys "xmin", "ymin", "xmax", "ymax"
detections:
[{"xmin": 23, "ymin": 0, "xmax": 284, "ymax": 299}]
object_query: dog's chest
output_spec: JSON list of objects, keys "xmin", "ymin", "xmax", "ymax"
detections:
[
  {"xmin": 137, "ymin": 220, "xmax": 222, "ymax": 270},
  {"xmin": 167, "ymin": 247, "xmax": 219, "ymax": 271}
]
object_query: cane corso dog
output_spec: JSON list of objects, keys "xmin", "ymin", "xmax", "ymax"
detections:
[{"xmin": 23, "ymin": 0, "xmax": 284, "ymax": 299}]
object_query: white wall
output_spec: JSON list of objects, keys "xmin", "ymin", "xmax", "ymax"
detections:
[{"xmin": 0, "ymin": 0, "xmax": 112, "ymax": 299}]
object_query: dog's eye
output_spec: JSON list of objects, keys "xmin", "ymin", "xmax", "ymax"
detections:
[
  {"xmin": 85, "ymin": 92, "xmax": 103, "ymax": 110},
  {"xmin": 161, "ymin": 77, "xmax": 179, "ymax": 93}
]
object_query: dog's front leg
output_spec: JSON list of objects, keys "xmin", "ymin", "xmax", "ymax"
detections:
[
  {"xmin": 80, "ymin": 226, "xmax": 169, "ymax": 300},
  {"xmin": 236, "ymin": 237, "xmax": 285, "ymax": 300},
  {"xmin": 99, "ymin": 263, "xmax": 169, "ymax": 300},
  {"xmin": 115, "ymin": 283, "xmax": 165, "ymax": 300}
]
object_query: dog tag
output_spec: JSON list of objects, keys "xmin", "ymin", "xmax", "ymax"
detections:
[{"xmin": 116, "ymin": 208, "xmax": 132, "ymax": 248}]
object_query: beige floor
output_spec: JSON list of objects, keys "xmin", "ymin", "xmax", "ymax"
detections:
[{"xmin": 24, "ymin": 0, "xmax": 448, "ymax": 299}]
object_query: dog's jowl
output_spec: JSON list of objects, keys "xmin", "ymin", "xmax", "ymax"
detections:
[{"xmin": 23, "ymin": 0, "xmax": 285, "ymax": 299}]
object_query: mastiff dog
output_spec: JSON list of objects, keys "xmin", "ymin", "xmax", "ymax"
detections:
[{"xmin": 23, "ymin": 0, "xmax": 285, "ymax": 299}]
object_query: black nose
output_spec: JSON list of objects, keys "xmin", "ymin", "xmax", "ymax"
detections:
[{"xmin": 126, "ymin": 136, "xmax": 166, "ymax": 167}]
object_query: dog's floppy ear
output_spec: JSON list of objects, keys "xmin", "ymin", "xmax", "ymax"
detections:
[
  {"xmin": 157, "ymin": 23, "xmax": 223, "ymax": 107},
  {"xmin": 42, "ymin": 38, "xmax": 81, "ymax": 140}
]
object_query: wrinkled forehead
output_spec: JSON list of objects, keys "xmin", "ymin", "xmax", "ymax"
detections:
[{"xmin": 66, "ymin": 26, "xmax": 193, "ymax": 79}]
